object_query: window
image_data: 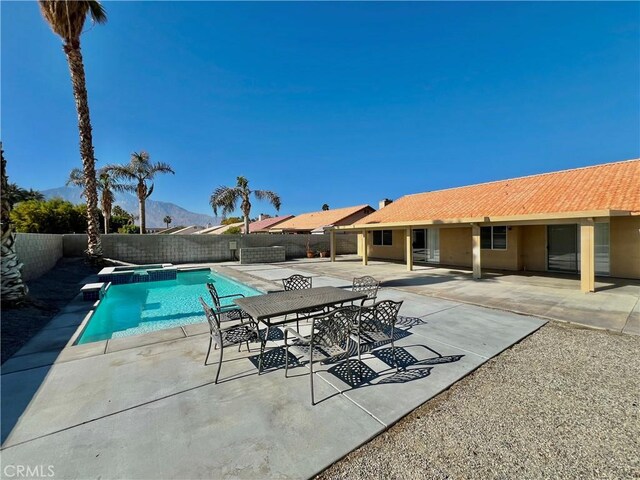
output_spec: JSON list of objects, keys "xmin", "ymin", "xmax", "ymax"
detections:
[
  {"xmin": 480, "ymin": 226, "xmax": 507, "ymax": 250},
  {"xmin": 373, "ymin": 230, "xmax": 393, "ymax": 246}
]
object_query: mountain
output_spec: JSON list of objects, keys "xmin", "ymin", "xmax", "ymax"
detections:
[{"xmin": 42, "ymin": 186, "xmax": 221, "ymax": 228}]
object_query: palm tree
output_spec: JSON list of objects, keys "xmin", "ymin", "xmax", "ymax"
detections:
[
  {"xmin": 105, "ymin": 151, "xmax": 174, "ymax": 234},
  {"xmin": 39, "ymin": 0, "xmax": 107, "ymax": 263},
  {"xmin": 163, "ymin": 215, "xmax": 172, "ymax": 229},
  {"xmin": 1, "ymin": 144, "xmax": 28, "ymax": 304},
  {"xmin": 4, "ymin": 184, "xmax": 45, "ymax": 207},
  {"xmin": 67, "ymin": 167, "xmax": 130, "ymax": 234},
  {"xmin": 210, "ymin": 176, "xmax": 281, "ymax": 234},
  {"xmin": 322, "ymin": 203, "xmax": 330, "ymax": 211}
]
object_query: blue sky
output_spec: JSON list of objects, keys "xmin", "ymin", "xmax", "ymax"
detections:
[{"xmin": 2, "ymin": 1, "xmax": 639, "ymax": 217}]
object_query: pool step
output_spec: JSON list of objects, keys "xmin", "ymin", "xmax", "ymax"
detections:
[{"xmin": 81, "ymin": 282, "xmax": 110, "ymax": 301}]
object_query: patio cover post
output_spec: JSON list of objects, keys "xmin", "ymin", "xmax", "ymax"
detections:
[
  {"xmin": 405, "ymin": 227, "xmax": 413, "ymax": 271},
  {"xmin": 329, "ymin": 229, "xmax": 336, "ymax": 262},
  {"xmin": 580, "ymin": 218, "xmax": 595, "ymax": 293},
  {"xmin": 362, "ymin": 230, "xmax": 369, "ymax": 266},
  {"xmin": 472, "ymin": 223, "xmax": 481, "ymax": 279}
]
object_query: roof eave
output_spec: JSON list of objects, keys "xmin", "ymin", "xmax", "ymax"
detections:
[{"xmin": 332, "ymin": 209, "xmax": 626, "ymax": 230}]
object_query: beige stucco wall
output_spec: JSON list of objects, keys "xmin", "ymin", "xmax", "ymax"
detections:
[
  {"xmin": 440, "ymin": 227, "xmax": 472, "ymax": 267},
  {"xmin": 519, "ymin": 225, "xmax": 547, "ymax": 272},
  {"xmin": 481, "ymin": 227, "xmax": 520, "ymax": 271},
  {"xmin": 610, "ymin": 216, "xmax": 640, "ymax": 279},
  {"xmin": 365, "ymin": 229, "xmax": 406, "ymax": 260}
]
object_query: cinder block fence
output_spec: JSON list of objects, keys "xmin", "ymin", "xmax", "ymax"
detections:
[{"xmin": 14, "ymin": 232, "xmax": 357, "ymax": 281}]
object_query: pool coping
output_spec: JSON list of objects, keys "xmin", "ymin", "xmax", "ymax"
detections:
[{"xmin": 1, "ymin": 265, "xmax": 277, "ymax": 376}]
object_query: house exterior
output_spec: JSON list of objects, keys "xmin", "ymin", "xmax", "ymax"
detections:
[
  {"xmin": 271, "ymin": 205, "xmax": 375, "ymax": 234},
  {"xmin": 241, "ymin": 215, "xmax": 294, "ymax": 233},
  {"xmin": 331, "ymin": 159, "xmax": 640, "ymax": 292}
]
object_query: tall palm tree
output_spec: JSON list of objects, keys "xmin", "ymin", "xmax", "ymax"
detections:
[
  {"xmin": 1, "ymin": 144, "xmax": 28, "ymax": 304},
  {"xmin": 39, "ymin": 0, "xmax": 106, "ymax": 263},
  {"xmin": 210, "ymin": 176, "xmax": 281, "ymax": 234},
  {"xmin": 105, "ymin": 151, "xmax": 174, "ymax": 234},
  {"xmin": 163, "ymin": 215, "xmax": 172, "ymax": 229},
  {"xmin": 67, "ymin": 167, "xmax": 130, "ymax": 234}
]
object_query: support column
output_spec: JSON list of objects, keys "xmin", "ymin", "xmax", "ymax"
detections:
[
  {"xmin": 580, "ymin": 219, "xmax": 595, "ymax": 293},
  {"xmin": 472, "ymin": 224, "xmax": 481, "ymax": 280},
  {"xmin": 329, "ymin": 229, "xmax": 336, "ymax": 262},
  {"xmin": 362, "ymin": 230, "xmax": 369, "ymax": 266},
  {"xmin": 405, "ymin": 228, "xmax": 413, "ymax": 271}
]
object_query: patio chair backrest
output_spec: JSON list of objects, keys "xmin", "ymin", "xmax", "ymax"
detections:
[
  {"xmin": 373, "ymin": 300, "xmax": 403, "ymax": 329},
  {"xmin": 282, "ymin": 274, "xmax": 312, "ymax": 291},
  {"xmin": 206, "ymin": 283, "xmax": 223, "ymax": 309},
  {"xmin": 199, "ymin": 297, "xmax": 222, "ymax": 345},
  {"xmin": 310, "ymin": 307, "xmax": 356, "ymax": 349},
  {"xmin": 352, "ymin": 276, "xmax": 380, "ymax": 300}
]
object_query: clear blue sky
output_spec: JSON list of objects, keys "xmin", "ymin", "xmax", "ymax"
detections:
[{"xmin": 2, "ymin": 1, "xmax": 639, "ymax": 217}]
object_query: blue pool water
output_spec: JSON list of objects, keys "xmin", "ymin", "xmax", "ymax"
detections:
[{"xmin": 78, "ymin": 270, "xmax": 261, "ymax": 344}]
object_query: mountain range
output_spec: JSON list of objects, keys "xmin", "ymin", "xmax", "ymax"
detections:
[{"xmin": 42, "ymin": 186, "xmax": 221, "ymax": 228}]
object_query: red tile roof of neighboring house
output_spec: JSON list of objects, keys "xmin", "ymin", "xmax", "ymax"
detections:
[
  {"xmin": 351, "ymin": 159, "xmax": 640, "ymax": 226},
  {"xmin": 273, "ymin": 205, "xmax": 375, "ymax": 232},
  {"xmin": 242, "ymin": 215, "xmax": 294, "ymax": 233}
]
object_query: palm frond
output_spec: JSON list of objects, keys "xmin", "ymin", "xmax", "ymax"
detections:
[
  {"xmin": 147, "ymin": 162, "xmax": 175, "ymax": 179},
  {"xmin": 254, "ymin": 190, "xmax": 281, "ymax": 211},
  {"xmin": 210, "ymin": 186, "xmax": 241, "ymax": 217},
  {"xmin": 66, "ymin": 168, "xmax": 85, "ymax": 188},
  {"xmin": 87, "ymin": 0, "xmax": 107, "ymax": 24},
  {"xmin": 104, "ymin": 164, "xmax": 136, "ymax": 182}
]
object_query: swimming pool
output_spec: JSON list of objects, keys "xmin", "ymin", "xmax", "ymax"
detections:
[{"xmin": 77, "ymin": 269, "xmax": 261, "ymax": 344}]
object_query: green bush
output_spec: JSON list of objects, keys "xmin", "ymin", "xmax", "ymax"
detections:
[
  {"xmin": 118, "ymin": 224, "xmax": 140, "ymax": 234},
  {"xmin": 10, "ymin": 198, "xmax": 94, "ymax": 234},
  {"xmin": 223, "ymin": 226, "xmax": 242, "ymax": 235}
]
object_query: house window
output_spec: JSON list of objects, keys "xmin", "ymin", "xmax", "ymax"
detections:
[
  {"xmin": 480, "ymin": 226, "xmax": 507, "ymax": 250},
  {"xmin": 373, "ymin": 230, "xmax": 393, "ymax": 246}
]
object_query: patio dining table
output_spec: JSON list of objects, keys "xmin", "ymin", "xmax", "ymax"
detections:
[{"xmin": 234, "ymin": 286, "xmax": 368, "ymax": 372}]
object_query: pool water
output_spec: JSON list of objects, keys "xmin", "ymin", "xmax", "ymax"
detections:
[{"xmin": 78, "ymin": 270, "xmax": 261, "ymax": 344}]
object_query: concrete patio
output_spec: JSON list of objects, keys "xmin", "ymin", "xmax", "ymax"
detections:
[
  {"xmin": 1, "ymin": 261, "xmax": 547, "ymax": 479},
  {"xmin": 293, "ymin": 256, "xmax": 640, "ymax": 335}
]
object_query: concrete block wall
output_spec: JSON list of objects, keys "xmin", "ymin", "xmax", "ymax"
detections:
[
  {"xmin": 240, "ymin": 246, "xmax": 286, "ymax": 264},
  {"xmin": 14, "ymin": 233, "xmax": 64, "ymax": 281},
  {"xmin": 62, "ymin": 233, "xmax": 358, "ymax": 264}
]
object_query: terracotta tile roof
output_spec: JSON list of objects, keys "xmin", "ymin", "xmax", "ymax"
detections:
[
  {"xmin": 272, "ymin": 205, "xmax": 375, "ymax": 232},
  {"xmin": 354, "ymin": 159, "xmax": 640, "ymax": 225},
  {"xmin": 242, "ymin": 215, "xmax": 294, "ymax": 233}
]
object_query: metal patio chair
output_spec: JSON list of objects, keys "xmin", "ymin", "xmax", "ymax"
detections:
[
  {"xmin": 351, "ymin": 276, "xmax": 380, "ymax": 305},
  {"xmin": 284, "ymin": 307, "xmax": 358, "ymax": 405},
  {"xmin": 351, "ymin": 300, "xmax": 403, "ymax": 371},
  {"xmin": 200, "ymin": 297, "xmax": 259, "ymax": 384},
  {"xmin": 206, "ymin": 282, "xmax": 248, "ymax": 324},
  {"xmin": 282, "ymin": 274, "xmax": 316, "ymax": 331}
]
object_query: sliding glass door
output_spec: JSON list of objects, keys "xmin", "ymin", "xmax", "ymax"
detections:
[
  {"xmin": 412, "ymin": 228, "xmax": 440, "ymax": 264},
  {"xmin": 548, "ymin": 225, "xmax": 578, "ymax": 272}
]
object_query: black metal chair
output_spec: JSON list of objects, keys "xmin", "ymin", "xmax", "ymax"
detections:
[
  {"xmin": 199, "ymin": 297, "xmax": 259, "ymax": 384},
  {"xmin": 351, "ymin": 300, "xmax": 403, "ymax": 371},
  {"xmin": 351, "ymin": 276, "xmax": 380, "ymax": 305},
  {"xmin": 281, "ymin": 274, "xmax": 315, "ymax": 331},
  {"xmin": 206, "ymin": 282, "xmax": 248, "ymax": 323},
  {"xmin": 284, "ymin": 307, "xmax": 358, "ymax": 405}
]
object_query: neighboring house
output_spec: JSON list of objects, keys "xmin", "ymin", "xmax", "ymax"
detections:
[
  {"xmin": 194, "ymin": 225, "xmax": 226, "ymax": 235},
  {"xmin": 170, "ymin": 225, "xmax": 206, "ymax": 235},
  {"xmin": 271, "ymin": 205, "xmax": 375, "ymax": 234},
  {"xmin": 206, "ymin": 222, "xmax": 244, "ymax": 235},
  {"xmin": 333, "ymin": 159, "xmax": 640, "ymax": 292},
  {"xmin": 241, "ymin": 215, "xmax": 294, "ymax": 233}
]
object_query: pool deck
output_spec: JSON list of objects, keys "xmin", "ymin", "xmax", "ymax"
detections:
[{"xmin": 1, "ymin": 260, "xmax": 547, "ymax": 478}]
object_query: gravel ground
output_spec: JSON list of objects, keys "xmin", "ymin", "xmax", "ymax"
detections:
[
  {"xmin": 1, "ymin": 257, "xmax": 97, "ymax": 363},
  {"xmin": 318, "ymin": 323, "xmax": 640, "ymax": 480}
]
